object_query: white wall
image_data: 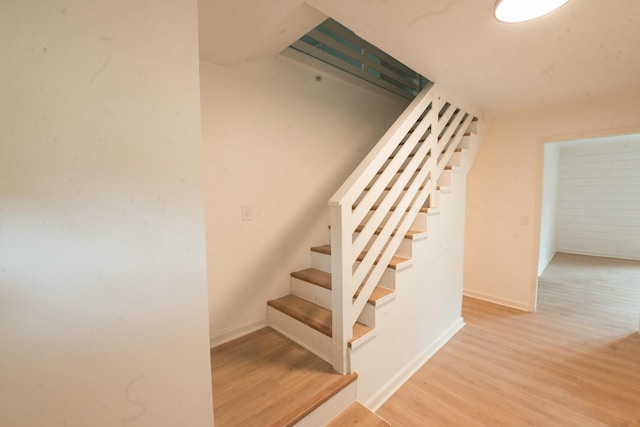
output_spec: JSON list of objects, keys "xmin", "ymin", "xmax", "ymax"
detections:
[
  {"xmin": 464, "ymin": 92, "xmax": 640, "ymax": 311},
  {"xmin": 200, "ymin": 52, "xmax": 408, "ymax": 345},
  {"xmin": 353, "ymin": 145, "xmax": 479, "ymax": 408},
  {"xmin": 538, "ymin": 144, "xmax": 560, "ymax": 275},
  {"xmin": 556, "ymin": 134, "xmax": 640, "ymax": 260},
  {"xmin": 0, "ymin": 2, "xmax": 213, "ymax": 426}
]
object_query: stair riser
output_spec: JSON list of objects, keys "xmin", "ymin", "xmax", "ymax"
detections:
[
  {"xmin": 466, "ymin": 123, "xmax": 477, "ymax": 136},
  {"xmin": 291, "ymin": 276, "xmax": 331, "ymax": 309},
  {"xmin": 310, "ymin": 250, "xmax": 331, "ymax": 273},
  {"xmin": 311, "ymin": 251, "xmax": 402, "ymax": 284},
  {"xmin": 357, "ymin": 304, "xmax": 376, "ymax": 327},
  {"xmin": 290, "ymin": 278, "xmax": 378, "ymax": 327},
  {"xmin": 267, "ymin": 306, "xmax": 332, "ymax": 364},
  {"xmin": 296, "ymin": 379, "xmax": 358, "ymax": 427},
  {"xmin": 372, "ymin": 166, "xmax": 429, "ymax": 189},
  {"xmin": 362, "ymin": 210, "xmax": 428, "ymax": 231},
  {"xmin": 377, "ymin": 268, "xmax": 397, "ymax": 290},
  {"xmin": 437, "ymin": 169, "xmax": 452, "ymax": 187},
  {"xmin": 372, "ymin": 189, "xmax": 423, "ymax": 208},
  {"xmin": 354, "ymin": 177, "xmax": 431, "ymax": 209},
  {"xmin": 436, "ymin": 150, "xmax": 461, "ymax": 168},
  {"xmin": 429, "ymin": 190, "xmax": 441, "ymax": 209},
  {"xmin": 354, "ymin": 230, "xmax": 412, "ymax": 258},
  {"xmin": 385, "ymin": 144, "xmax": 426, "ymax": 166},
  {"xmin": 438, "ymin": 186, "xmax": 452, "ymax": 194},
  {"xmin": 449, "ymin": 150, "xmax": 462, "ymax": 167}
]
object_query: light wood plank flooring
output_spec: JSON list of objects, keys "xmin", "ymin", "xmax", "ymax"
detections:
[
  {"xmin": 378, "ymin": 252, "xmax": 640, "ymax": 426},
  {"xmin": 210, "ymin": 327, "xmax": 356, "ymax": 427},
  {"xmin": 326, "ymin": 402, "xmax": 390, "ymax": 426}
]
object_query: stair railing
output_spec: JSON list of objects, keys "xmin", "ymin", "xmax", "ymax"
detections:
[{"xmin": 328, "ymin": 83, "xmax": 475, "ymax": 374}]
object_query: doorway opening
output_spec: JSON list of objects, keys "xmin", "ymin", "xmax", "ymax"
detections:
[{"xmin": 537, "ymin": 133, "xmax": 640, "ymax": 330}]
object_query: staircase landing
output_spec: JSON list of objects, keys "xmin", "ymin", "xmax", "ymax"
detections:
[{"xmin": 211, "ymin": 327, "xmax": 357, "ymax": 426}]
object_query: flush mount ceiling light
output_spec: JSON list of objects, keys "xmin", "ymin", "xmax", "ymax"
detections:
[{"xmin": 494, "ymin": 0, "xmax": 569, "ymax": 23}]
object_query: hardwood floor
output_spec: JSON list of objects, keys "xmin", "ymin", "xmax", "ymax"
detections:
[
  {"xmin": 210, "ymin": 327, "xmax": 356, "ymax": 426},
  {"xmin": 326, "ymin": 402, "xmax": 390, "ymax": 426},
  {"xmin": 378, "ymin": 252, "xmax": 640, "ymax": 426}
]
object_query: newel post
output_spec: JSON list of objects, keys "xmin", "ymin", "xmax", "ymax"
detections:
[{"xmin": 329, "ymin": 202, "xmax": 353, "ymax": 374}]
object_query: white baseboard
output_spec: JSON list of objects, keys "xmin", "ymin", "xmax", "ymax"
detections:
[
  {"xmin": 556, "ymin": 249, "xmax": 640, "ymax": 262},
  {"xmin": 210, "ymin": 318, "xmax": 266, "ymax": 348},
  {"xmin": 463, "ymin": 289, "xmax": 530, "ymax": 312},
  {"xmin": 537, "ymin": 250, "xmax": 556, "ymax": 276},
  {"xmin": 365, "ymin": 317, "xmax": 465, "ymax": 411}
]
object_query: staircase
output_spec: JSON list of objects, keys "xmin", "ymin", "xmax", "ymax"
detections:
[{"xmin": 265, "ymin": 83, "xmax": 482, "ymax": 418}]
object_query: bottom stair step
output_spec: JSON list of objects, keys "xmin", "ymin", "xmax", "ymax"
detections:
[
  {"xmin": 326, "ymin": 402, "xmax": 391, "ymax": 427},
  {"xmin": 211, "ymin": 327, "xmax": 357, "ymax": 427}
]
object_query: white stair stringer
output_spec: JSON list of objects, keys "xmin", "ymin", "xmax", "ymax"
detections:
[
  {"xmin": 349, "ymin": 121, "xmax": 485, "ymax": 407},
  {"xmin": 349, "ymin": 171, "xmax": 461, "ymax": 406}
]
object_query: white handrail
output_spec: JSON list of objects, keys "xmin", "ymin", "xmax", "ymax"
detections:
[
  {"xmin": 329, "ymin": 82, "xmax": 435, "ymax": 210},
  {"xmin": 328, "ymin": 84, "xmax": 475, "ymax": 374}
]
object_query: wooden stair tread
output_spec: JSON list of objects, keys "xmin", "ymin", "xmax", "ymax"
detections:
[
  {"xmin": 326, "ymin": 402, "xmax": 390, "ymax": 427},
  {"xmin": 275, "ymin": 372, "xmax": 358, "ymax": 426},
  {"xmin": 398, "ymin": 137, "xmax": 428, "ymax": 146},
  {"xmin": 374, "ymin": 158, "xmax": 460, "ymax": 176},
  {"xmin": 310, "ymin": 245, "xmax": 410, "ymax": 269},
  {"xmin": 388, "ymin": 152, "xmax": 416, "ymax": 160},
  {"xmin": 292, "ymin": 267, "xmax": 394, "ymax": 305},
  {"xmin": 444, "ymin": 130, "xmax": 471, "ymax": 140},
  {"xmin": 268, "ymin": 295, "xmax": 372, "ymax": 345},
  {"xmin": 211, "ymin": 327, "xmax": 358, "ymax": 427},
  {"xmin": 268, "ymin": 294, "xmax": 332, "ymax": 337},
  {"xmin": 351, "ymin": 322, "xmax": 373, "ymax": 345},
  {"xmin": 354, "ymin": 224, "xmax": 423, "ymax": 239},
  {"xmin": 291, "ymin": 268, "xmax": 331, "ymax": 290},
  {"xmin": 354, "ymin": 284, "xmax": 394, "ymax": 306},
  {"xmin": 364, "ymin": 184, "xmax": 424, "ymax": 192},
  {"xmin": 376, "ymin": 166, "xmax": 422, "ymax": 175},
  {"xmin": 370, "ymin": 204, "xmax": 435, "ymax": 214}
]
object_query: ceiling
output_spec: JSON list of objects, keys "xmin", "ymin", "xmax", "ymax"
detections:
[{"xmin": 198, "ymin": 0, "xmax": 640, "ymax": 113}]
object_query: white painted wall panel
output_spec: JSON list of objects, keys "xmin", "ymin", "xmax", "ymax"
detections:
[
  {"xmin": 464, "ymin": 93, "xmax": 640, "ymax": 311},
  {"xmin": 556, "ymin": 135, "xmax": 640, "ymax": 260},
  {"xmin": 0, "ymin": 1, "xmax": 214, "ymax": 425}
]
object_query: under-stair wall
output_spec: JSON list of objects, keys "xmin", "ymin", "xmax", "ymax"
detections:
[{"xmin": 354, "ymin": 139, "xmax": 480, "ymax": 408}]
